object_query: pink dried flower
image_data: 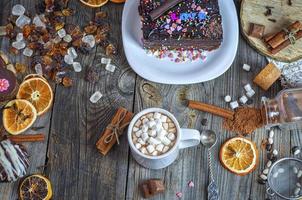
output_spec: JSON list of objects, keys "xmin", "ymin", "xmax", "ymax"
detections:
[
  {"xmin": 176, "ymin": 192, "xmax": 183, "ymax": 198},
  {"xmin": 0, "ymin": 79, "xmax": 9, "ymax": 92},
  {"xmin": 188, "ymin": 180, "xmax": 195, "ymax": 188}
]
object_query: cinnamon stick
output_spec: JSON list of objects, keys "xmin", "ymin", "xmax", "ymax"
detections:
[
  {"xmin": 96, "ymin": 107, "xmax": 133, "ymax": 156},
  {"xmin": 7, "ymin": 134, "xmax": 45, "ymax": 143},
  {"xmin": 264, "ymin": 33, "xmax": 277, "ymax": 43},
  {"xmin": 188, "ymin": 100, "xmax": 234, "ymax": 120},
  {"xmin": 270, "ymin": 30, "xmax": 302, "ymax": 54},
  {"xmin": 150, "ymin": 0, "xmax": 183, "ymax": 21},
  {"xmin": 267, "ymin": 21, "xmax": 302, "ymax": 48}
]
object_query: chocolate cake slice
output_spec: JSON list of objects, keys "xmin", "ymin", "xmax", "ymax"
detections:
[{"xmin": 139, "ymin": 0, "xmax": 223, "ymax": 51}]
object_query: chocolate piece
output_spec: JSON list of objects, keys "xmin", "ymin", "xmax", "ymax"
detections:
[
  {"xmin": 141, "ymin": 179, "xmax": 165, "ymax": 198},
  {"xmin": 0, "ymin": 139, "xmax": 30, "ymax": 182},
  {"xmin": 150, "ymin": 0, "xmax": 183, "ymax": 21},
  {"xmin": 0, "ymin": 66, "xmax": 18, "ymax": 102},
  {"xmin": 139, "ymin": 0, "xmax": 223, "ymax": 51},
  {"xmin": 249, "ymin": 23, "xmax": 265, "ymax": 38}
]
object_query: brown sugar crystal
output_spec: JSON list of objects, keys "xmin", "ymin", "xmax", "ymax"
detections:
[{"xmin": 223, "ymin": 107, "xmax": 264, "ymax": 135}]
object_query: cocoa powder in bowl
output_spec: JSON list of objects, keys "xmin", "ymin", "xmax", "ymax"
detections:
[{"xmin": 223, "ymin": 107, "xmax": 264, "ymax": 135}]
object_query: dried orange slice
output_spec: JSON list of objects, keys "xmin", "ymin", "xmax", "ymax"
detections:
[
  {"xmin": 3, "ymin": 99, "xmax": 37, "ymax": 135},
  {"xmin": 110, "ymin": 0, "xmax": 125, "ymax": 3},
  {"xmin": 23, "ymin": 74, "xmax": 47, "ymax": 81},
  {"xmin": 80, "ymin": 0, "xmax": 109, "ymax": 7},
  {"xmin": 19, "ymin": 174, "xmax": 52, "ymax": 200},
  {"xmin": 219, "ymin": 137, "xmax": 259, "ymax": 176},
  {"xmin": 17, "ymin": 77, "xmax": 53, "ymax": 116}
]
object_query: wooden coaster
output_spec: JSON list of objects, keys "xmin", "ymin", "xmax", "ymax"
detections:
[{"xmin": 240, "ymin": 0, "xmax": 302, "ymax": 62}]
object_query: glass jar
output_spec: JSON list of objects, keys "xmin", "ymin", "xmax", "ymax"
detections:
[{"xmin": 263, "ymin": 87, "xmax": 302, "ymax": 130}]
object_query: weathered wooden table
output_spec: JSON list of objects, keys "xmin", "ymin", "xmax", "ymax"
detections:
[{"xmin": 0, "ymin": 0, "xmax": 300, "ymax": 200}]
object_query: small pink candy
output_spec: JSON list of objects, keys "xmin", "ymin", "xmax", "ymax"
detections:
[
  {"xmin": 177, "ymin": 26, "xmax": 182, "ymax": 31},
  {"xmin": 191, "ymin": 3, "xmax": 197, "ymax": 9},
  {"xmin": 167, "ymin": 30, "xmax": 173, "ymax": 35},
  {"xmin": 164, "ymin": 24, "xmax": 170, "ymax": 30},
  {"xmin": 172, "ymin": 23, "xmax": 177, "ymax": 28},
  {"xmin": 176, "ymin": 192, "xmax": 183, "ymax": 198},
  {"xmin": 182, "ymin": 28, "xmax": 187, "ymax": 32},
  {"xmin": 176, "ymin": 19, "xmax": 182, "ymax": 24},
  {"xmin": 196, "ymin": 6, "xmax": 202, "ymax": 11},
  {"xmin": 166, "ymin": 18, "xmax": 171, "ymax": 23},
  {"xmin": 170, "ymin": 27, "xmax": 175, "ymax": 31}
]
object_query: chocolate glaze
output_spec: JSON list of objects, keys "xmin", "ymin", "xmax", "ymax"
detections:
[{"xmin": 139, "ymin": 0, "xmax": 223, "ymax": 50}]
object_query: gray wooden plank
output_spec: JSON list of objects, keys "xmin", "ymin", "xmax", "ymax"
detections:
[
  {"xmin": 0, "ymin": 0, "xmax": 53, "ymax": 200},
  {"xmin": 44, "ymin": 1, "xmax": 136, "ymax": 200}
]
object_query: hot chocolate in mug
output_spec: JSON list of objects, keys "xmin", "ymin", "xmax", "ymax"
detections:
[{"xmin": 127, "ymin": 108, "xmax": 201, "ymax": 169}]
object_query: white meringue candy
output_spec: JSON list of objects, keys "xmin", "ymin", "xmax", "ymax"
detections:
[
  {"xmin": 147, "ymin": 145, "xmax": 155, "ymax": 154},
  {"xmin": 156, "ymin": 144, "xmax": 164, "ymax": 152},
  {"xmin": 141, "ymin": 132, "xmax": 149, "ymax": 142},
  {"xmin": 135, "ymin": 130, "xmax": 142, "ymax": 138},
  {"xmin": 167, "ymin": 133, "xmax": 176, "ymax": 141},
  {"xmin": 154, "ymin": 112, "xmax": 161, "ymax": 119}
]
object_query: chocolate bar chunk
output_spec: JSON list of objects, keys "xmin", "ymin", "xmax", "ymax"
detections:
[
  {"xmin": 141, "ymin": 179, "xmax": 165, "ymax": 198},
  {"xmin": 249, "ymin": 23, "xmax": 265, "ymax": 38}
]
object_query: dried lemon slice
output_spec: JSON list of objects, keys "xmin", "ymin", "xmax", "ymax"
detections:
[
  {"xmin": 17, "ymin": 77, "xmax": 53, "ymax": 116},
  {"xmin": 3, "ymin": 99, "xmax": 37, "ymax": 135},
  {"xmin": 19, "ymin": 174, "xmax": 52, "ymax": 200},
  {"xmin": 219, "ymin": 137, "xmax": 259, "ymax": 176}
]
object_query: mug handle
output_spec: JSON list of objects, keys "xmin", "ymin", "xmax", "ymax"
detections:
[
  {"xmin": 266, "ymin": 187, "xmax": 275, "ymax": 197},
  {"xmin": 179, "ymin": 128, "xmax": 201, "ymax": 149}
]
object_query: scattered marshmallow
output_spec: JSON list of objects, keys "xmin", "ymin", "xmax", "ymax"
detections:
[
  {"xmin": 148, "ymin": 120, "xmax": 156, "ymax": 128},
  {"xmin": 105, "ymin": 63, "xmax": 116, "ymax": 73},
  {"xmin": 246, "ymin": 89, "xmax": 256, "ymax": 98},
  {"xmin": 141, "ymin": 147, "xmax": 147, "ymax": 154},
  {"xmin": 148, "ymin": 130, "xmax": 157, "ymax": 137},
  {"xmin": 152, "ymin": 151, "xmax": 158, "ymax": 156},
  {"xmin": 242, "ymin": 64, "xmax": 251, "ymax": 72},
  {"xmin": 244, "ymin": 84, "xmax": 252, "ymax": 92},
  {"xmin": 188, "ymin": 181, "xmax": 195, "ymax": 188},
  {"xmin": 239, "ymin": 95, "xmax": 248, "ymax": 104},
  {"xmin": 224, "ymin": 95, "xmax": 232, "ymax": 103},
  {"xmin": 137, "ymin": 138, "xmax": 145, "ymax": 145},
  {"xmin": 133, "ymin": 127, "xmax": 139, "ymax": 132},
  {"xmin": 148, "ymin": 137, "xmax": 161, "ymax": 145},
  {"xmin": 230, "ymin": 101, "xmax": 239, "ymax": 109},
  {"xmin": 101, "ymin": 57, "xmax": 111, "ymax": 64},
  {"xmin": 162, "ymin": 123, "xmax": 169, "ymax": 130},
  {"xmin": 163, "ymin": 146, "xmax": 170, "ymax": 153}
]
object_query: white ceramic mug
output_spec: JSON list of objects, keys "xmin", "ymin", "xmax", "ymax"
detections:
[{"xmin": 127, "ymin": 108, "xmax": 201, "ymax": 169}]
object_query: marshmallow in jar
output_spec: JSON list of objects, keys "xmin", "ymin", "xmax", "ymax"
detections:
[{"xmin": 131, "ymin": 112, "xmax": 177, "ymax": 156}]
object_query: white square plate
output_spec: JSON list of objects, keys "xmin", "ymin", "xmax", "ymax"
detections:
[{"xmin": 122, "ymin": 0, "xmax": 239, "ymax": 84}]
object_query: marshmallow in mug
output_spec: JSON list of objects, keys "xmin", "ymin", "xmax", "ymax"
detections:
[{"xmin": 131, "ymin": 112, "xmax": 177, "ymax": 156}]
